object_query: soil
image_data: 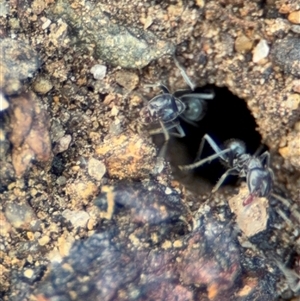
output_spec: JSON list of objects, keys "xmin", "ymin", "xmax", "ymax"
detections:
[{"xmin": 0, "ymin": 0, "xmax": 300, "ymax": 301}]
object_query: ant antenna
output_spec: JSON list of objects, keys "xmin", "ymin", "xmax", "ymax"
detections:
[{"xmin": 174, "ymin": 56, "xmax": 195, "ymax": 91}]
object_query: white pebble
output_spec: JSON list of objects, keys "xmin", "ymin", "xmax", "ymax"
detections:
[
  {"xmin": 42, "ymin": 19, "xmax": 51, "ymax": 30},
  {"xmin": 62, "ymin": 209, "xmax": 90, "ymax": 229},
  {"xmin": 252, "ymin": 39, "xmax": 269, "ymax": 63},
  {"xmin": 90, "ymin": 64, "xmax": 107, "ymax": 80},
  {"xmin": 0, "ymin": 92, "xmax": 9, "ymax": 111}
]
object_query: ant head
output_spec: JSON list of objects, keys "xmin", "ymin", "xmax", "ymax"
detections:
[
  {"xmin": 225, "ymin": 139, "xmax": 246, "ymax": 157},
  {"xmin": 246, "ymin": 167, "xmax": 272, "ymax": 198},
  {"xmin": 140, "ymin": 93, "xmax": 185, "ymax": 124}
]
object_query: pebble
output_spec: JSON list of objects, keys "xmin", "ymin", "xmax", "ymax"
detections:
[
  {"xmin": 56, "ymin": 176, "xmax": 66, "ymax": 186},
  {"xmin": 291, "ymin": 25, "xmax": 300, "ymax": 34},
  {"xmin": 24, "ymin": 268, "xmax": 34, "ymax": 279},
  {"xmin": 234, "ymin": 35, "xmax": 253, "ymax": 53},
  {"xmin": 252, "ymin": 39, "xmax": 269, "ymax": 63},
  {"xmin": 90, "ymin": 64, "xmax": 107, "ymax": 80},
  {"xmin": 62, "ymin": 209, "xmax": 90, "ymax": 228},
  {"xmin": 288, "ymin": 11, "xmax": 300, "ymax": 24},
  {"xmin": 0, "ymin": 92, "xmax": 9, "ymax": 111},
  {"xmin": 32, "ymin": 76, "xmax": 53, "ymax": 94},
  {"xmin": 286, "ymin": 93, "xmax": 300, "ymax": 110},
  {"xmin": 38, "ymin": 235, "xmax": 50, "ymax": 246},
  {"xmin": 115, "ymin": 70, "xmax": 139, "ymax": 91},
  {"xmin": 88, "ymin": 158, "xmax": 106, "ymax": 181},
  {"xmin": 42, "ymin": 18, "xmax": 51, "ymax": 30},
  {"xmin": 4, "ymin": 202, "xmax": 36, "ymax": 230},
  {"xmin": 53, "ymin": 135, "xmax": 72, "ymax": 154}
]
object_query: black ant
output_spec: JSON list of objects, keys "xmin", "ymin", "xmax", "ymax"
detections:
[
  {"xmin": 139, "ymin": 85, "xmax": 214, "ymax": 156},
  {"xmin": 179, "ymin": 134, "xmax": 274, "ymax": 206}
]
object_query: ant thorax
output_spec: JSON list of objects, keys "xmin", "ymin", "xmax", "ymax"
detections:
[{"xmin": 232, "ymin": 153, "xmax": 252, "ymax": 175}]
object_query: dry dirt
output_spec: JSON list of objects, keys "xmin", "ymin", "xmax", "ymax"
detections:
[{"xmin": 0, "ymin": 0, "xmax": 300, "ymax": 301}]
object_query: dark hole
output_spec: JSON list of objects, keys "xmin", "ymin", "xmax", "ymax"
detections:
[{"xmin": 156, "ymin": 85, "xmax": 265, "ymax": 190}]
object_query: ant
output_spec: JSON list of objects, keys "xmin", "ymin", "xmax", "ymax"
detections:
[
  {"xmin": 139, "ymin": 85, "xmax": 214, "ymax": 156},
  {"xmin": 179, "ymin": 134, "xmax": 274, "ymax": 206}
]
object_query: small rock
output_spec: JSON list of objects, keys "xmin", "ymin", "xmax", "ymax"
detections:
[
  {"xmin": 62, "ymin": 209, "xmax": 90, "ymax": 228},
  {"xmin": 8, "ymin": 18, "xmax": 20, "ymax": 30},
  {"xmin": 56, "ymin": 176, "xmax": 66, "ymax": 186},
  {"xmin": 252, "ymin": 39, "xmax": 269, "ymax": 63},
  {"xmin": 53, "ymin": 135, "xmax": 72, "ymax": 154},
  {"xmin": 90, "ymin": 64, "xmax": 107, "ymax": 80},
  {"xmin": 288, "ymin": 11, "xmax": 300, "ymax": 24},
  {"xmin": 115, "ymin": 70, "xmax": 139, "ymax": 91},
  {"xmin": 4, "ymin": 202, "xmax": 36, "ymax": 230},
  {"xmin": 292, "ymin": 80, "xmax": 300, "ymax": 93},
  {"xmin": 42, "ymin": 18, "xmax": 51, "ymax": 30},
  {"xmin": 38, "ymin": 235, "xmax": 50, "ymax": 246},
  {"xmin": 235, "ymin": 35, "xmax": 253, "ymax": 53},
  {"xmin": 10, "ymin": 92, "xmax": 52, "ymax": 177},
  {"xmin": 286, "ymin": 93, "xmax": 300, "ymax": 111},
  {"xmin": 88, "ymin": 158, "xmax": 106, "ymax": 181},
  {"xmin": 31, "ymin": 0, "xmax": 46, "ymax": 15},
  {"xmin": 24, "ymin": 268, "xmax": 34, "ymax": 279},
  {"xmin": 291, "ymin": 25, "xmax": 300, "ymax": 34},
  {"xmin": 32, "ymin": 76, "xmax": 53, "ymax": 94},
  {"xmin": 0, "ymin": 92, "xmax": 9, "ymax": 111}
]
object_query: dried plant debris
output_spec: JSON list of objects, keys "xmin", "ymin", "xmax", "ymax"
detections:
[{"xmin": 9, "ymin": 92, "xmax": 52, "ymax": 177}]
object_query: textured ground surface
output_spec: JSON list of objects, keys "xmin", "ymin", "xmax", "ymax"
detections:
[{"xmin": 0, "ymin": 0, "xmax": 300, "ymax": 301}]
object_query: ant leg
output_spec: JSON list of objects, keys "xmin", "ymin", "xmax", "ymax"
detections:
[
  {"xmin": 259, "ymin": 151, "xmax": 271, "ymax": 167},
  {"xmin": 195, "ymin": 134, "xmax": 227, "ymax": 162},
  {"xmin": 212, "ymin": 167, "xmax": 239, "ymax": 193},
  {"xmin": 158, "ymin": 122, "xmax": 186, "ymax": 157},
  {"xmin": 179, "ymin": 134, "xmax": 231, "ymax": 171},
  {"xmin": 179, "ymin": 148, "xmax": 231, "ymax": 171},
  {"xmin": 158, "ymin": 120, "xmax": 170, "ymax": 158},
  {"xmin": 174, "ymin": 57, "xmax": 195, "ymax": 91},
  {"xmin": 148, "ymin": 120, "xmax": 179, "ymax": 136},
  {"xmin": 181, "ymin": 92, "xmax": 215, "ymax": 100},
  {"xmin": 157, "ymin": 85, "xmax": 170, "ymax": 94},
  {"xmin": 171, "ymin": 124, "xmax": 186, "ymax": 138}
]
